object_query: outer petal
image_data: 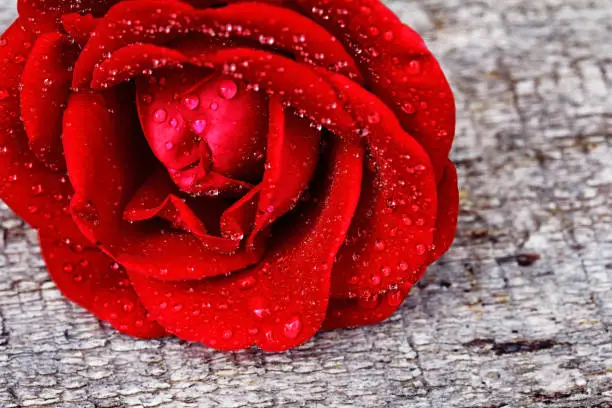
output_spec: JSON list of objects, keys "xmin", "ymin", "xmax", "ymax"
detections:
[
  {"xmin": 18, "ymin": 0, "xmax": 121, "ymax": 17},
  {"xmin": 21, "ymin": 32, "xmax": 77, "ymax": 172},
  {"xmin": 128, "ymin": 138, "xmax": 364, "ymax": 351},
  {"xmin": 430, "ymin": 160, "xmax": 459, "ymax": 262},
  {"xmin": 323, "ymin": 280, "xmax": 414, "ymax": 330},
  {"xmin": 0, "ymin": 21, "xmax": 165, "ymax": 337},
  {"xmin": 72, "ymin": 0, "xmax": 196, "ymax": 89},
  {"xmin": 0, "ymin": 20, "xmax": 73, "ymax": 237},
  {"xmin": 322, "ymin": 72, "xmax": 438, "ymax": 299},
  {"xmin": 297, "ymin": 0, "xmax": 455, "ymax": 180},
  {"xmin": 39, "ymin": 232, "xmax": 166, "ymax": 338}
]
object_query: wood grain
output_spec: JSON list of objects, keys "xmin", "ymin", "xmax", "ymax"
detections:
[{"xmin": 1, "ymin": 0, "xmax": 611, "ymax": 407}]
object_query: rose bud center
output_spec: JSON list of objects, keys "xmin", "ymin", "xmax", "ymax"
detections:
[{"xmin": 136, "ymin": 66, "xmax": 268, "ymax": 195}]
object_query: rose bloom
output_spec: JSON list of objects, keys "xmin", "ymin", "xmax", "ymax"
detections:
[{"xmin": 0, "ymin": 0, "xmax": 458, "ymax": 351}]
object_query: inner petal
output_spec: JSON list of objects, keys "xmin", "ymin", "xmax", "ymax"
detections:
[{"xmin": 136, "ymin": 66, "xmax": 268, "ymax": 194}]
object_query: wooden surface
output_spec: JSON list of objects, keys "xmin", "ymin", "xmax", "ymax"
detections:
[{"xmin": 1, "ymin": 0, "xmax": 611, "ymax": 407}]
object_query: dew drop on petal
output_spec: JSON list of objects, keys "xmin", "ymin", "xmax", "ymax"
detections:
[
  {"xmin": 123, "ymin": 301, "xmax": 134, "ymax": 312},
  {"xmin": 153, "ymin": 108, "xmax": 168, "ymax": 123},
  {"xmin": 407, "ymin": 60, "xmax": 422, "ymax": 75},
  {"xmin": 401, "ymin": 102, "xmax": 416, "ymax": 114},
  {"xmin": 283, "ymin": 316, "xmax": 302, "ymax": 339},
  {"xmin": 239, "ymin": 276, "xmax": 256, "ymax": 290},
  {"xmin": 367, "ymin": 112, "xmax": 381, "ymax": 124},
  {"xmin": 253, "ymin": 307, "xmax": 271, "ymax": 319},
  {"xmin": 219, "ymin": 80, "xmax": 238, "ymax": 100},
  {"xmin": 182, "ymin": 94, "xmax": 200, "ymax": 110},
  {"xmin": 191, "ymin": 119, "xmax": 207, "ymax": 135},
  {"xmin": 387, "ymin": 290, "xmax": 403, "ymax": 306},
  {"xmin": 0, "ymin": 88, "xmax": 9, "ymax": 101}
]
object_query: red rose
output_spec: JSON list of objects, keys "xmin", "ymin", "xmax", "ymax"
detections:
[{"xmin": 0, "ymin": 0, "xmax": 458, "ymax": 351}]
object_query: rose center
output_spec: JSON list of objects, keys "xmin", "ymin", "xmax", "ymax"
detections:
[{"xmin": 136, "ymin": 66, "xmax": 268, "ymax": 194}]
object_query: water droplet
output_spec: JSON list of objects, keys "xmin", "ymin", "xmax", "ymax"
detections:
[
  {"xmin": 407, "ymin": 60, "xmax": 422, "ymax": 75},
  {"xmin": 191, "ymin": 119, "xmax": 207, "ymax": 135},
  {"xmin": 159, "ymin": 302, "xmax": 168, "ymax": 309},
  {"xmin": 374, "ymin": 240, "xmax": 385, "ymax": 251},
  {"xmin": 219, "ymin": 80, "xmax": 238, "ymax": 99},
  {"xmin": 283, "ymin": 316, "xmax": 302, "ymax": 339},
  {"xmin": 401, "ymin": 102, "xmax": 416, "ymax": 114},
  {"xmin": 253, "ymin": 307, "xmax": 271, "ymax": 319},
  {"xmin": 154, "ymin": 108, "xmax": 167, "ymax": 123},
  {"xmin": 169, "ymin": 118, "xmax": 178, "ymax": 128},
  {"xmin": 0, "ymin": 88, "xmax": 9, "ymax": 101},
  {"xmin": 399, "ymin": 262, "xmax": 409, "ymax": 271},
  {"xmin": 210, "ymin": 101, "xmax": 219, "ymax": 111},
  {"xmin": 370, "ymin": 274, "xmax": 382, "ymax": 285},
  {"xmin": 416, "ymin": 244, "xmax": 427, "ymax": 255},
  {"xmin": 248, "ymin": 328, "xmax": 259, "ymax": 335},
  {"xmin": 173, "ymin": 303, "xmax": 183, "ymax": 311},
  {"xmin": 63, "ymin": 263, "xmax": 74, "ymax": 272},
  {"xmin": 31, "ymin": 184, "xmax": 44, "ymax": 195},
  {"xmin": 182, "ymin": 94, "xmax": 200, "ymax": 110},
  {"xmin": 381, "ymin": 266, "xmax": 392, "ymax": 277},
  {"xmin": 28, "ymin": 205, "xmax": 38, "ymax": 214},
  {"xmin": 387, "ymin": 290, "xmax": 403, "ymax": 306},
  {"xmin": 110, "ymin": 262, "xmax": 121, "ymax": 271},
  {"xmin": 165, "ymin": 141, "xmax": 174, "ymax": 150},
  {"xmin": 239, "ymin": 276, "xmax": 256, "ymax": 290},
  {"xmin": 222, "ymin": 329, "xmax": 233, "ymax": 339},
  {"xmin": 383, "ymin": 31, "xmax": 395, "ymax": 41},
  {"xmin": 367, "ymin": 112, "xmax": 381, "ymax": 124},
  {"xmin": 73, "ymin": 274, "xmax": 83, "ymax": 282},
  {"xmin": 140, "ymin": 94, "xmax": 153, "ymax": 104},
  {"xmin": 402, "ymin": 216, "xmax": 413, "ymax": 226},
  {"xmin": 123, "ymin": 301, "xmax": 134, "ymax": 312}
]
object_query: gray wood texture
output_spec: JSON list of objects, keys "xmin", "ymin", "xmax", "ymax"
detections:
[{"xmin": 1, "ymin": 0, "xmax": 611, "ymax": 407}]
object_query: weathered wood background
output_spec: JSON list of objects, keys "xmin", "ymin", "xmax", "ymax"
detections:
[{"xmin": 1, "ymin": 0, "xmax": 611, "ymax": 407}]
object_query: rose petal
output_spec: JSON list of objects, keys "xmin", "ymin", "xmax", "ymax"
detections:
[
  {"xmin": 249, "ymin": 96, "xmax": 321, "ymax": 245},
  {"xmin": 297, "ymin": 0, "xmax": 455, "ymax": 180},
  {"xmin": 134, "ymin": 64, "xmax": 269, "ymax": 187},
  {"xmin": 63, "ymin": 87, "xmax": 154, "ymax": 244},
  {"xmin": 430, "ymin": 160, "xmax": 459, "ymax": 262},
  {"xmin": 39, "ymin": 232, "xmax": 166, "ymax": 338},
  {"xmin": 321, "ymin": 72, "xmax": 438, "ymax": 299},
  {"xmin": 322, "ymin": 281, "xmax": 414, "ymax": 330},
  {"xmin": 128, "ymin": 138, "xmax": 364, "ymax": 351},
  {"xmin": 0, "ymin": 20, "xmax": 73, "ymax": 237},
  {"xmin": 92, "ymin": 44, "xmax": 190, "ymax": 90},
  {"xmin": 72, "ymin": 0, "xmax": 195, "ymax": 89},
  {"xmin": 18, "ymin": 0, "xmax": 121, "ymax": 17},
  {"xmin": 21, "ymin": 32, "xmax": 77, "ymax": 172},
  {"xmin": 190, "ymin": 3, "xmax": 362, "ymax": 81},
  {"xmin": 61, "ymin": 13, "xmax": 99, "ymax": 46}
]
